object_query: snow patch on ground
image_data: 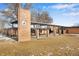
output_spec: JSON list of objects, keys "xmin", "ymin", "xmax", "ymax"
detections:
[{"xmin": 0, "ymin": 34, "xmax": 15, "ymax": 41}]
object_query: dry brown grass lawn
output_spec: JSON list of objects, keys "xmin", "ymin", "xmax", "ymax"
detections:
[{"xmin": 0, "ymin": 35, "xmax": 79, "ymax": 56}]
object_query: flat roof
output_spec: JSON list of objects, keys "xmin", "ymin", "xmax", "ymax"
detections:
[
  {"xmin": 11, "ymin": 20, "xmax": 64, "ymax": 27},
  {"xmin": 65, "ymin": 26, "xmax": 79, "ymax": 28}
]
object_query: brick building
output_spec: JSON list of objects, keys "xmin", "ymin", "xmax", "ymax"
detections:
[{"xmin": 64, "ymin": 26, "xmax": 79, "ymax": 34}]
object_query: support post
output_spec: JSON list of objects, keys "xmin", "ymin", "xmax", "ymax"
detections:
[
  {"xmin": 53, "ymin": 27, "xmax": 56, "ymax": 36},
  {"xmin": 59, "ymin": 29, "xmax": 61, "ymax": 35},
  {"xmin": 46, "ymin": 29, "xmax": 49, "ymax": 37},
  {"xmin": 36, "ymin": 29, "xmax": 39, "ymax": 39},
  {"xmin": 63, "ymin": 30, "xmax": 66, "ymax": 34}
]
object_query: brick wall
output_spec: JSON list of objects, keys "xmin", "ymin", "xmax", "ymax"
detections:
[
  {"xmin": 18, "ymin": 5, "xmax": 31, "ymax": 42},
  {"xmin": 65, "ymin": 27, "xmax": 79, "ymax": 34}
]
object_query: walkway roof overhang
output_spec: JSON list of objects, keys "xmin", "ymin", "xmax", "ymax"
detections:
[
  {"xmin": 65, "ymin": 26, "xmax": 79, "ymax": 28},
  {"xmin": 11, "ymin": 20, "xmax": 64, "ymax": 27}
]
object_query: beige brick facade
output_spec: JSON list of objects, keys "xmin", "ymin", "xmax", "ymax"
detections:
[{"xmin": 18, "ymin": 5, "xmax": 31, "ymax": 42}]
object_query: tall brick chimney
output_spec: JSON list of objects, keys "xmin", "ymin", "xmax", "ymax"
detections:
[{"xmin": 18, "ymin": 4, "xmax": 31, "ymax": 42}]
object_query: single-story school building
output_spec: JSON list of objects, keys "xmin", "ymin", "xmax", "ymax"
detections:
[{"xmin": 0, "ymin": 3, "xmax": 79, "ymax": 42}]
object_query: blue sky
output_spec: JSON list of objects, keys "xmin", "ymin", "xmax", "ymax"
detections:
[
  {"xmin": 31, "ymin": 3, "xmax": 79, "ymax": 26},
  {"xmin": 0, "ymin": 3, "xmax": 7, "ymax": 10},
  {"xmin": 0, "ymin": 3, "xmax": 79, "ymax": 26}
]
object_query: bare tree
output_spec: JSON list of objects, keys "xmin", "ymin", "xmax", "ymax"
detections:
[
  {"xmin": 40, "ymin": 11, "xmax": 53, "ymax": 23},
  {"xmin": 26, "ymin": 3, "xmax": 32, "ymax": 9},
  {"xmin": 0, "ymin": 3, "xmax": 31, "ymax": 25},
  {"xmin": 31, "ymin": 9, "xmax": 53, "ymax": 23},
  {"xmin": 0, "ymin": 4, "xmax": 19, "ymax": 28},
  {"xmin": 31, "ymin": 9, "xmax": 37, "ymax": 22},
  {"xmin": 0, "ymin": 19, "xmax": 8, "ymax": 35}
]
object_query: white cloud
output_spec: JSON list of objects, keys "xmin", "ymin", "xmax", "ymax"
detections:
[
  {"xmin": 49, "ymin": 4, "xmax": 79, "ymax": 10},
  {"xmin": 62, "ymin": 12, "xmax": 79, "ymax": 16},
  {"xmin": 51, "ymin": 4, "xmax": 70, "ymax": 9}
]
